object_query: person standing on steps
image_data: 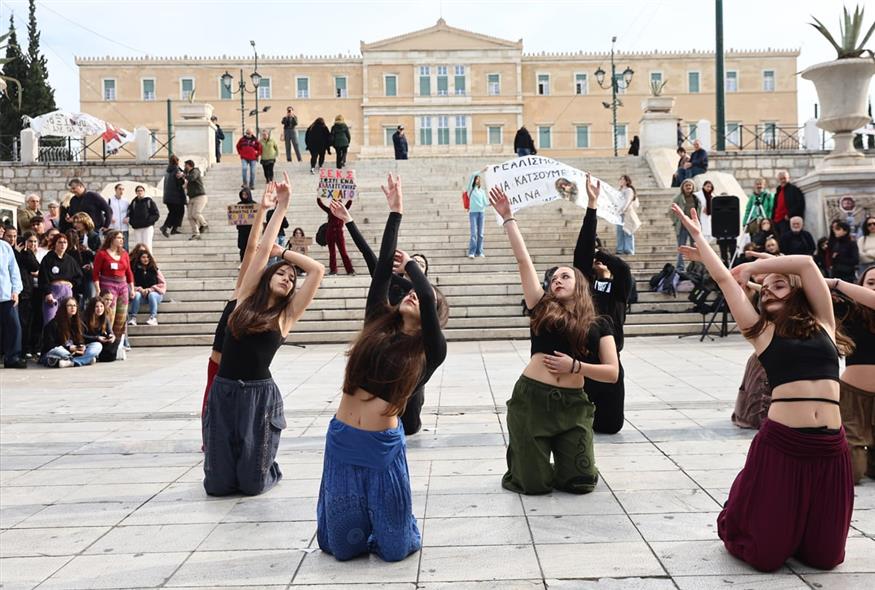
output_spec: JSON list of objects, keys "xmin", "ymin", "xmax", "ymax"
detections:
[
  {"xmin": 160, "ymin": 155, "xmax": 187, "ymax": 238},
  {"xmin": 317, "ymin": 196, "xmax": 354, "ymax": 275},
  {"xmin": 771, "ymin": 170, "xmax": 805, "ymax": 238},
  {"xmin": 392, "ymin": 125, "xmax": 408, "ymax": 160},
  {"xmin": 184, "ymin": 160, "xmax": 209, "ymax": 241},
  {"xmin": 670, "ymin": 179, "xmax": 700, "ymax": 272},
  {"xmin": 281, "ymin": 107, "xmax": 302, "ymax": 163},
  {"xmin": 305, "ymin": 117, "xmax": 332, "ymax": 174},
  {"xmin": 259, "ymin": 130, "xmax": 279, "ymax": 183},
  {"xmin": 61, "ymin": 179, "xmax": 113, "ymax": 234},
  {"xmin": 236, "ymin": 128, "xmax": 261, "ymax": 190},
  {"xmin": 615, "ymin": 175, "xmax": 638, "ymax": 255},
  {"xmin": 466, "ymin": 174, "xmax": 487, "ymax": 259},
  {"xmin": 211, "ymin": 116, "xmax": 224, "ymax": 163},
  {"xmin": 235, "ymin": 188, "xmax": 256, "ymax": 262},
  {"xmin": 107, "ymin": 185, "xmax": 130, "ymax": 251},
  {"xmin": 330, "ymin": 115, "xmax": 351, "ymax": 169},
  {"xmin": 128, "ymin": 186, "xmax": 160, "ymax": 252},
  {"xmin": 513, "ymin": 126, "xmax": 536, "ymax": 157}
]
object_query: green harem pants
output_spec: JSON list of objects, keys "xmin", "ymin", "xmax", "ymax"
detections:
[{"xmin": 502, "ymin": 375, "xmax": 599, "ymax": 495}]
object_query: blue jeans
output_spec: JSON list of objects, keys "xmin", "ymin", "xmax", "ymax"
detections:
[
  {"xmin": 241, "ymin": 159, "xmax": 256, "ymax": 187},
  {"xmin": 468, "ymin": 211, "xmax": 485, "ymax": 256},
  {"xmin": 516, "ymin": 148, "xmax": 532, "ymax": 157},
  {"xmin": 129, "ymin": 291, "xmax": 163, "ymax": 318},
  {"xmin": 676, "ymin": 226, "xmax": 693, "ymax": 270},
  {"xmin": 43, "ymin": 342, "xmax": 102, "ymax": 367},
  {"xmin": 616, "ymin": 224, "xmax": 635, "ymax": 255}
]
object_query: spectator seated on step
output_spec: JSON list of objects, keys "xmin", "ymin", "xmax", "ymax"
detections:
[
  {"xmin": 128, "ymin": 248, "xmax": 166, "ymax": 327},
  {"xmin": 83, "ymin": 296, "xmax": 120, "ymax": 362},
  {"xmin": 778, "ymin": 216, "xmax": 816, "ymax": 257},
  {"xmin": 682, "ymin": 139, "xmax": 708, "ymax": 180},
  {"xmin": 40, "ymin": 296, "xmax": 102, "ymax": 367}
]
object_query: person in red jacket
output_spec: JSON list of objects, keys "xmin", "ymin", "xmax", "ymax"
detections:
[
  {"xmin": 317, "ymin": 197, "xmax": 354, "ymax": 275},
  {"xmin": 236, "ymin": 129, "xmax": 262, "ymax": 190},
  {"xmin": 92, "ymin": 230, "xmax": 134, "ymax": 341}
]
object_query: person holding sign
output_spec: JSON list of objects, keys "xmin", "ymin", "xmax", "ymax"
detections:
[
  {"xmin": 204, "ymin": 173, "xmax": 325, "ymax": 497},
  {"xmin": 671, "ymin": 204, "xmax": 854, "ymax": 572},
  {"xmin": 316, "ymin": 195, "xmax": 355, "ymax": 275},
  {"xmin": 491, "ymin": 176, "xmax": 619, "ymax": 496},
  {"xmin": 316, "ymin": 174, "xmax": 448, "ymax": 561}
]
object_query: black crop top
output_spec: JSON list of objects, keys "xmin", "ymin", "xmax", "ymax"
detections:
[
  {"xmin": 352, "ymin": 212, "xmax": 447, "ymax": 403},
  {"xmin": 530, "ymin": 312, "xmax": 613, "ymax": 365},
  {"xmin": 212, "ymin": 299, "xmax": 238, "ymax": 353},
  {"xmin": 757, "ymin": 326, "xmax": 840, "ymax": 388},
  {"xmin": 843, "ymin": 315, "xmax": 875, "ymax": 366},
  {"xmin": 217, "ymin": 327, "xmax": 285, "ymax": 381}
]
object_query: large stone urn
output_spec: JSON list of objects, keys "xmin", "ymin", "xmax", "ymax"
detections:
[{"xmin": 801, "ymin": 57, "xmax": 875, "ymax": 168}]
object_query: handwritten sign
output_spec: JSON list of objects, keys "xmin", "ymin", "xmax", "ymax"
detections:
[
  {"xmin": 482, "ymin": 155, "xmax": 624, "ymax": 225},
  {"xmin": 291, "ymin": 236, "xmax": 313, "ymax": 247},
  {"xmin": 227, "ymin": 203, "xmax": 257, "ymax": 226},
  {"xmin": 318, "ymin": 168, "xmax": 357, "ymax": 201}
]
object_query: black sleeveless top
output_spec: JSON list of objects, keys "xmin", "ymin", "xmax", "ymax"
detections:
[
  {"xmin": 757, "ymin": 326, "xmax": 840, "ymax": 388},
  {"xmin": 530, "ymin": 314, "xmax": 613, "ymax": 364},
  {"xmin": 217, "ymin": 328, "xmax": 285, "ymax": 381},
  {"xmin": 843, "ymin": 316, "xmax": 875, "ymax": 366},
  {"xmin": 212, "ymin": 300, "xmax": 238, "ymax": 353}
]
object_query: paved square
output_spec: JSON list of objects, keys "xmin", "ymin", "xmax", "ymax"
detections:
[{"xmin": 2, "ymin": 336, "xmax": 873, "ymax": 589}]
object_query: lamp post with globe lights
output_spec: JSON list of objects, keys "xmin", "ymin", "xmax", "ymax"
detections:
[{"xmin": 594, "ymin": 37, "xmax": 634, "ymax": 157}]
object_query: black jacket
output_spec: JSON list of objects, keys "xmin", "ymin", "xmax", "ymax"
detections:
[
  {"xmin": 185, "ymin": 167, "xmax": 206, "ymax": 198},
  {"xmin": 780, "ymin": 182, "xmax": 805, "ymax": 219},
  {"xmin": 15, "ymin": 250, "xmax": 39, "ymax": 299},
  {"xmin": 392, "ymin": 131, "xmax": 408, "ymax": 160},
  {"xmin": 128, "ymin": 196, "xmax": 161, "ymax": 229},
  {"xmin": 513, "ymin": 128, "xmax": 536, "ymax": 153},
  {"xmin": 779, "ymin": 230, "xmax": 816, "ymax": 256},
  {"xmin": 38, "ymin": 251, "xmax": 84, "ymax": 291},
  {"xmin": 61, "ymin": 191, "xmax": 113, "ymax": 232},
  {"xmin": 163, "ymin": 166, "xmax": 187, "ymax": 206},
  {"xmin": 41, "ymin": 317, "xmax": 85, "ymax": 356},
  {"xmin": 689, "ymin": 148, "xmax": 709, "ymax": 171},
  {"xmin": 215, "ymin": 125, "xmax": 225, "ymax": 143},
  {"xmin": 305, "ymin": 122, "xmax": 331, "ymax": 153}
]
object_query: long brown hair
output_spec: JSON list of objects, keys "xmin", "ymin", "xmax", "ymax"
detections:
[
  {"xmin": 530, "ymin": 267, "xmax": 597, "ymax": 358},
  {"xmin": 846, "ymin": 267, "xmax": 875, "ymax": 334},
  {"xmin": 228, "ymin": 261, "xmax": 297, "ymax": 338},
  {"xmin": 343, "ymin": 287, "xmax": 449, "ymax": 416},
  {"xmin": 55, "ymin": 296, "xmax": 84, "ymax": 345},
  {"xmin": 100, "ymin": 230, "xmax": 124, "ymax": 251},
  {"xmin": 84, "ymin": 297, "xmax": 111, "ymax": 335},
  {"xmin": 743, "ymin": 274, "xmax": 854, "ymax": 355}
]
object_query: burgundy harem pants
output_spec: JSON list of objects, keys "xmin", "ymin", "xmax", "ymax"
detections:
[{"xmin": 717, "ymin": 418, "xmax": 854, "ymax": 572}]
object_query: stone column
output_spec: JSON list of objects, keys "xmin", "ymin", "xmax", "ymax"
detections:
[
  {"xmin": 134, "ymin": 127, "xmax": 152, "ymax": 163},
  {"xmin": 19, "ymin": 129, "xmax": 39, "ymax": 164},
  {"xmin": 695, "ymin": 120, "xmax": 711, "ymax": 150},
  {"xmin": 638, "ymin": 96, "xmax": 677, "ymax": 153},
  {"xmin": 173, "ymin": 103, "xmax": 216, "ymax": 167}
]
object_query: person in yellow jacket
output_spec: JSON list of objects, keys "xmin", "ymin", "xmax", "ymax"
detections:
[{"xmin": 259, "ymin": 130, "xmax": 279, "ymax": 183}]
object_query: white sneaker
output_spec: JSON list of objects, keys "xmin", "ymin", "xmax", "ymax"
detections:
[
  {"xmin": 477, "ymin": 253, "xmax": 486, "ymax": 258},
  {"xmin": 58, "ymin": 359, "xmax": 73, "ymax": 368},
  {"xmin": 128, "ymin": 317, "xmax": 137, "ymax": 326},
  {"xmin": 310, "ymin": 168, "xmax": 315, "ymax": 174},
  {"xmin": 88, "ymin": 357, "xmax": 97, "ymax": 366},
  {"xmin": 467, "ymin": 254, "xmax": 475, "ymax": 259},
  {"xmin": 116, "ymin": 348, "xmax": 126, "ymax": 361},
  {"xmin": 146, "ymin": 317, "xmax": 158, "ymax": 326}
]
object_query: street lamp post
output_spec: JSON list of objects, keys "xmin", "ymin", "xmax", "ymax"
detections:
[
  {"xmin": 594, "ymin": 37, "xmax": 634, "ymax": 157},
  {"xmin": 220, "ymin": 44, "xmax": 263, "ymax": 138}
]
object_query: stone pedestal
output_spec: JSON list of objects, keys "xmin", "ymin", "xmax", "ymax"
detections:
[
  {"xmin": 19, "ymin": 129, "xmax": 38, "ymax": 164},
  {"xmin": 134, "ymin": 127, "xmax": 152, "ymax": 163},
  {"xmin": 173, "ymin": 103, "xmax": 217, "ymax": 167},
  {"xmin": 695, "ymin": 120, "xmax": 711, "ymax": 149},
  {"xmin": 639, "ymin": 96, "xmax": 677, "ymax": 152},
  {"xmin": 797, "ymin": 164, "xmax": 875, "ymax": 240}
]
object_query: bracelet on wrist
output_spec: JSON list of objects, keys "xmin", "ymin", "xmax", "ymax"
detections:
[{"xmin": 503, "ymin": 217, "xmax": 516, "ymax": 226}]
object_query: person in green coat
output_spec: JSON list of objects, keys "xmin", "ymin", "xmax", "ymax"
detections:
[
  {"xmin": 259, "ymin": 130, "xmax": 279, "ymax": 182},
  {"xmin": 330, "ymin": 115, "xmax": 351, "ymax": 169},
  {"xmin": 670, "ymin": 179, "xmax": 700, "ymax": 271},
  {"xmin": 742, "ymin": 177, "xmax": 774, "ymax": 234}
]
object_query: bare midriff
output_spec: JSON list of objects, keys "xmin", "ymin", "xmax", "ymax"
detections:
[
  {"xmin": 336, "ymin": 387, "xmax": 399, "ymax": 432},
  {"xmin": 522, "ymin": 353, "xmax": 586, "ymax": 389},
  {"xmin": 842, "ymin": 365, "xmax": 875, "ymax": 394},
  {"xmin": 768, "ymin": 379, "xmax": 842, "ymax": 428}
]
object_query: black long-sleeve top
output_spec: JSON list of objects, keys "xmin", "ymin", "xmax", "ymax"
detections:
[
  {"xmin": 573, "ymin": 207, "xmax": 633, "ymax": 351},
  {"xmin": 346, "ymin": 219, "xmax": 413, "ymax": 305},
  {"xmin": 38, "ymin": 251, "xmax": 84, "ymax": 292},
  {"xmin": 355, "ymin": 212, "xmax": 446, "ymax": 401},
  {"xmin": 316, "ymin": 198, "xmax": 352, "ymax": 229},
  {"xmin": 15, "ymin": 250, "xmax": 39, "ymax": 299},
  {"xmin": 60, "ymin": 191, "xmax": 113, "ymax": 232}
]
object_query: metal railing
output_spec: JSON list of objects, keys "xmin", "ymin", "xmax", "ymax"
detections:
[{"xmin": 710, "ymin": 124, "xmax": 804, "ymax": 151}]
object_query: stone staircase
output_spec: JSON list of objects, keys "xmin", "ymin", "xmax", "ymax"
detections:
[{"xmin": 131, "ymin": 156, "xmax": 718, "ymax": 346}]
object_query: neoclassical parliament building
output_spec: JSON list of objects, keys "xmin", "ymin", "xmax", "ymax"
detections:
[{"xmin": 76, "ymin": 19, "xmax": 799, "ymax": 158}]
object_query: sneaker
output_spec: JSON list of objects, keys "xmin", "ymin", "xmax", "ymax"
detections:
[
  {"xmin": 160, "ymin": 227, "xmax": 170, "ymax": 238},
  {"xmin": 128, "ymin": 317, "xmax": 137, "ymax": 326},
  {"xmin": 146, "ymin": 316, "xmax": 158, "ymax": 326},
  {"xmin": 200, "ymin": 225, "xmax": 209, "ymax": 234},
  {"xmin": 3, "ymin": 358, "xmax": 27, "ymax": 369},
  {"xmin": 310, "ymin": 168, "xmax": 315, "ymax": 175},
  {"xmin": 328, "ymin": 270, "xmax": 337, "ymax": 275},
  {"xmin": 189, "ymin": 234, "xmax": 201, "ymax": 241},
  {"xmin": 88, "ymin": 357, "xmax": 97, "ymax": 366},
  {"xmin": 467, "ymin": 254, "xmax": 475, "ymax": 259},
  {"xmin": 476, "ymin": 253, "xmax": 486, "ymax": 258},
  {"xmin": 57, "ymin": 359, "xmax": 73, "ymax": 368},
  {"xmin": 116, "ymin": 347, "xmax": 127, "ymax": 361},
  {"xmin": 171, "ymin": 228, "xmax": 182, "ymax": 235}
]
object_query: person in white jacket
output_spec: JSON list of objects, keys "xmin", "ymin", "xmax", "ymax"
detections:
[
  {"xmin": 695, "ymin": 179, "xmax": 715, "ymax": 241},
  {"xmin": 858, "ymin": 216, "xmax": 875, "ymax": 275},
  {"xmin": 615, "ymin": 175, "xmax": 639, "ymax": 255}
]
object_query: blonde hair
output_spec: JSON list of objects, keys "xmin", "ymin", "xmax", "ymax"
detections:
[
  {"xmin": 71, "ymin": 212, "xmax": 95, "ymax": 232},
  {"xmin": 334, "ymin": 114, "xmax": 345, "ymax": 123}
]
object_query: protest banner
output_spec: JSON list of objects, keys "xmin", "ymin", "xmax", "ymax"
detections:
[
  {"xmin": 227, "ymin": 203, "xmax": 257, "ymax": 226},
  {"xmin": 318, "ymin": 168, "xmax": 358, "ymax": 201},
  {"xmin": 482, "ymin": 155, "xmax": 625, "ymax": 225}
]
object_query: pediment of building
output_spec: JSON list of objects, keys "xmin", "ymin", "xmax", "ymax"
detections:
[{"xmin": 361, "ymin": 18, "xmax": 522, "ymax": 52}]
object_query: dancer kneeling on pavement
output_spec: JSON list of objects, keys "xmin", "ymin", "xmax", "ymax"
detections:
[
  {"xmin": 203, "ymin": 173, "xmax": 325, "ymax": 496},
  {"xmin": 41, "ymin": 296, "xmax": 102, "ymax": 367},
  {"xmin": 573, "ymin": 178, "xmax": 633, "ymax": 434},
  {"xmin": 317, "ymin": 175, "xmax": 448, "ymax": 561},
  {"xmin": 672, "ymin": 203, "xmax": 854, "ymax": 572},
  {"xmin": 329, "ymin": 197, "xmax": 432, "ymax": 436},
  {"xmin": 493, "ymin": 176, "xmax": 619, "ymax": 496}
]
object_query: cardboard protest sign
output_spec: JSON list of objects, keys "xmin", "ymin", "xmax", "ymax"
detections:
[
  {"xmin": 291, "ymin": 236, "xmax": 313, "ymax": 247},
  {"xmin": 318, "ymin": 168, "xmax": 357, "ymax": 201},
  {"xmin": 482, "ymin": 155, "xmax": 624, "ymax": 225},
  {"xmin": 227, "ymin": 203, "xmax": 257, "ymax": 226}
]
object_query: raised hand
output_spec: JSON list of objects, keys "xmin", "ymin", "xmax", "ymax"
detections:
[
  {"xmin": 329, "ymin": 199, "xmax": 352, "ymax": 224},
  {"xmin": 488, "ymin": 187, "xmax": 513, "ymax": 221},
  {"xmin": 381, "ymin": 174, "xmax": 403, "ymax": 213},
  {"xmin": 275, "ymin": 171, "xmax": 292, "ymax": 207},
  {"xmin": 670, "ymin": 203, "xmax": 703, "ymax": 237},
  {"xmin": 261, "ymin": 181, "xmax": 277, "ymax": 210},
  {"xmin": 730, "ymin": 262, "xmax": 754, "ymax": 288},
  {"xmin": 393, "ymin": 249, "xmax": 412, "ymax": 274},
  {"xmin": 677, "ymin": 245, "xmax": 701, "ymax": 262},
  {"xmin": 270, "ymin": 243, "xmax": 284, "ymax": 259},
  {"xmin": 585, "ymin": 173, "xmax": 600, "ymax": 208}
]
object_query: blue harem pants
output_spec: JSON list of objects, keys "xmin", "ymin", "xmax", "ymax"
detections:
[{"xmin": 317, "ymin": 417, "xmax": 420, "ymax": 562}]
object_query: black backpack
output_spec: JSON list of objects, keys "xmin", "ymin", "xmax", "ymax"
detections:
[
  {"xmin": 315, "ymin": 223, "xmax": 328, "ymax": 247},
  {"xmin": 649, "ymin": 263, "xmax": 679, "ymax": 297}
]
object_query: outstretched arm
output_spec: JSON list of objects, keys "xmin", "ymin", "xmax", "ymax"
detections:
[
  {"xmin": 828, "ymin": 277, "xmax": 875, "ymax": 311},
  {"xmin": 396, "ymin": 250, "xmax": 446, "ymax": 372},
  {"xmin": 316, "ymin": 197, "xmax": 330, "ymax": 214},
  {"xmin": 489, "ymin": 187, "xmax": 543, "ymax": 310},
  {"xmin": 238, "ymin": 175, "xmax": 291, "ymax": 301},
  {"xmin": 274, "ymin": 245, "xmax": 325, "ymax": 327},
  {"xmin": 573, "ymin": 174, "xmax": 600, "ymax": 281},
  {"xmin": 672, "ymin": 204, "xmax": 760, "ymax": 332},
  {"xmin": 235, "ymin": 190, "xmax": 271, "ymax": 293},
  {"xmin": 331, "ymin": 199, "xmax": 376, "ymax": 276},
  {"xmin": 596, "ymin": 250, "xmax": 633, "ymax": 303},
  {"xmin": 365, "ymin": 175, "xmax": 404, "ymax": 320}
]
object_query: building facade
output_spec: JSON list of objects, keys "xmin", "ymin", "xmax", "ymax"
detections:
[{"xmin": 76, "ymin": 19, "xmax": 799, "ymax": 159}]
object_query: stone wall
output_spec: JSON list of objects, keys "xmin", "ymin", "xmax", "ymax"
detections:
[
  {"xmin": 709, "ymin": 150, "xmax": 825, "ymax": 190},
  {"xmin": 0, "ymin": 162, "xmax": 167, "ymax": 202}
]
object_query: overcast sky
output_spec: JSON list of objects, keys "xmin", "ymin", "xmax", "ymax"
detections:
[{"xmin": 1, "ymin": 0, "xmax": 872, "ymax": 126}]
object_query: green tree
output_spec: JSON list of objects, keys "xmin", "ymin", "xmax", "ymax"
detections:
[
  {"xmin": 0, "ymin": 16, "xmax": 28, "ymax": 160},
  {"xmin": 23, "ymin": 0, "xmax": 56, "ymax": 118}
]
